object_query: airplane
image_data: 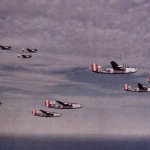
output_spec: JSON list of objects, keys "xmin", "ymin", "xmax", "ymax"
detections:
[
  {"xmin": 91, "ymin": 61, "xmax": 137, "ymax": 74},
  {"xmin": 124, "ymin": 83, "xmax": 150, "ymax": 92},
  {"xmin": 0, "ymin": 45, "xmax": 11, "ymax": 50},
  {"xmin": 22, "ymin": 48, "xmax": 37, "ymax": 53},
  {"xmin": 45, "ymin": 100, "xmax": 83, "ymax": 109},
  {"xmin": 32, "ymin": 109, "xmax": 62, "ymax": 117},
  {"xmin": 17, "ymin": 54, "xmax": 32, "ymax": 58}
]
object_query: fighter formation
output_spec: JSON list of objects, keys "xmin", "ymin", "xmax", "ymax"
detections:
[
  {"xmin": 0, "ymin": 44, "xmax": 37, "ymax": 58},
  {"xmin": 17, "ymin": 48, "xmax": 38, "ymax": 58}
]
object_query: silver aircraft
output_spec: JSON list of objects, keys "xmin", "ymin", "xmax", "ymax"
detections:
[
  {"xmin": 45, "ymin": 100, "xmax": 82, "ymax": 109},
  {"xmin": 124, "ymin": 83, "xmax": 150, "ymax": 92},
  {"xmin": 91, "ymin": 61, "xmax": 137, "ymax": 74},
  {"xmin": 32, "ymin": 109, "xmax": 62, "ymax": 117}
]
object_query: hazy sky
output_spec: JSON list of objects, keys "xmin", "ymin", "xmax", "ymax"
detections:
[{"xmin": 0, "ymin": 0, "xmax": 150, "ymax": 149}]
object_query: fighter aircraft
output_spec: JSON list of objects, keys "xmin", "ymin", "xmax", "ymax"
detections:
[
  {"xmin": 22, "ymin": 48, "xmax": 37, "ymax": 53},
  {"xmin": 32, "ymin": 109, "xmax": 62, "ymax": 117},
  {"xmin": 17, "ymin": 54, "xmax": 32, "ymax": 58},
  {"xmin": 45, "ymin": 100, "xmax": 83, "ymax": 109},
  {"xmin": 0, "ymin": 45, "xmax": 11, "ymax": 50},
  {"xmin": 124, "ymin": 83, "xmax": 150, "ymax": 92},
  {"xmin": 91, "ymin": 61, "xmax": 137, "ymax": 74}
]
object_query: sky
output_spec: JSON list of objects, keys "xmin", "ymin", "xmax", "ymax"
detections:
[{"xmin": 0, "ymin": 0, "xmax": 150, "ymax": 149}]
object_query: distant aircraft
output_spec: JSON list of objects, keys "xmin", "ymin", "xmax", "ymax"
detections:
[
  {"xmin": 0, "ymin": 45, "xmax": 11, "ymax": 50},
  {"xmin": 17, "ymin": 54, "xmax": 32, "ymax": 58},
  {"xmin": 22, "ymin": 48, "xmax": 37, "ymax": 53},
  {"xmin": 124, "ymin": 83, "xmax": 150, "ymax": 92},
  {"xmin": 32, "ymin": 109, "xmax": 62, "ymax": 117},
  {"xmin": 91, "ymin": 61, "xmax": 137, "ymax": 74},
  {"xmin": 45, "ymin": 100, "xmax": 83, "ymax": 109}
]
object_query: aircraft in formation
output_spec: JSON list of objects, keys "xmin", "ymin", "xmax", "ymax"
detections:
[
  {"xmin": 124, "ymin": 83, "xmax": 150, "ymax": 92},
  {"xmin": 18, "ymin": 48, "xmax": 38, "ymax": 58},
  {"xmin": 91, "ymin": 61, "xmax": 137, "ymax": 74},
  {"xmin": 91, "ymin": 61, "xmax": 150, "ymax": 92},
  {"xmin": 32, "ymin": 109, "xmax": 62, "ymax": 117},
  {"xmin": 32, "ymin": 100, "xmax": 82, "ymax": 117},
  {"xmin": 45, "ymin": 100, "xmax": 83, "ymax": 109},
  {"xmin": 0, "ymin": 45, "xmax": 148, "ymax": 116},
  {"xmin": 22, "ymin": 48, "xmax": 37, "ymax": 53},
  {"xmin": 0, "ymin": 45, "xmax": 38, "ymax": 58},
  {"xmin": 17, "ymin": 54, "xmax": 32, "ymax": 58},
  {"xmin": 0, "ymin": 45, "xmax": 11, "ymax": 50}
]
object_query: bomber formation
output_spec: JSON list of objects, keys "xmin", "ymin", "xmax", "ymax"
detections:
[
  {"xmin": 91, "ymin": 61, "xmax": 150, "ymax": 92},
  {"xmin": 0, "ymin": 44, "xmax": 150, "ymax": 118},
  {"xmin": 32, "ymin": 100, "xmax": 82, "ymax": 118}
]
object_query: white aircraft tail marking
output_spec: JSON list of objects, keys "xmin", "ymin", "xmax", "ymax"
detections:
[
  {"xmin": 124, "ymin": 84, "xmax": 129, "ymax": 91},
  {"xmin": 45, "ymin": 100, "xmax": 50, "ymax": 107},
  {"xmin": 91, "ymin": 63, "xmax": 100, "ymax": 72},
  {"xmin": 32, "ymin": 109, "xmax": 36, "ymax": 116}
]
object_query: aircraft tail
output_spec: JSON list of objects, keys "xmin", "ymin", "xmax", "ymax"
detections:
[
  {"xmin": 32, "ymin": 109, "xmax": 36, "ymax": 116},
  {"xmin": 91, "ymin": 63, "xmax": 100, "ymax": 72},
  {"xmin": 138, "ymin": 83, "xmax": 145, "ymax": 90},
  {"xmin": 45, "ymin": 100, "xmax": 50, "ymax": 108},
  {"xmin": 124, "ymin": 84, "xmax": 129, "ymax": 91},
  {"xmin": 110, "ymin": 61, "xmax": 118, "ymax": 69}
]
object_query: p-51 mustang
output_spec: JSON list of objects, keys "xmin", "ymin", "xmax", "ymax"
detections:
[
  {"xmin": 32, "ymin": 109, "xmax": 62, "ymax": 117},
  {"xmin": 17, "ymin": 54, "xmax": 32, "ymax": 58},
  {"xmin": 91, "ymin": 61, "xmax": 137, "ymax": 74},
  {"xmin": 45, "ymin": 100, "xmax": 83, "ymax": 109},
  {"xmin": 22, "ymin": 48, "xmax": 37, "ymax": 53},
  {"xmin": 124, "ymin": 83, "xmax": 150, "ymax": 92},
  {"xmin": 0, "ymin": 45, "xmax": 11, "ymax": 50}
]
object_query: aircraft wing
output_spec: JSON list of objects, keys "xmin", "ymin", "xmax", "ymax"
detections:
[
  {"xmin": 56, "ymin": 101, "xmax": 65, "ymax": 106},
  {"xmin": 40, "ymin": 110, "xmax": 50, "ymax": 115},
  {"xmin": 110, "ymin": 61, "xmax": 119, "ymax": 70},
  {"xmin": 138, "ymin": 83, "xmax": 147, "ymax": 90}
]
